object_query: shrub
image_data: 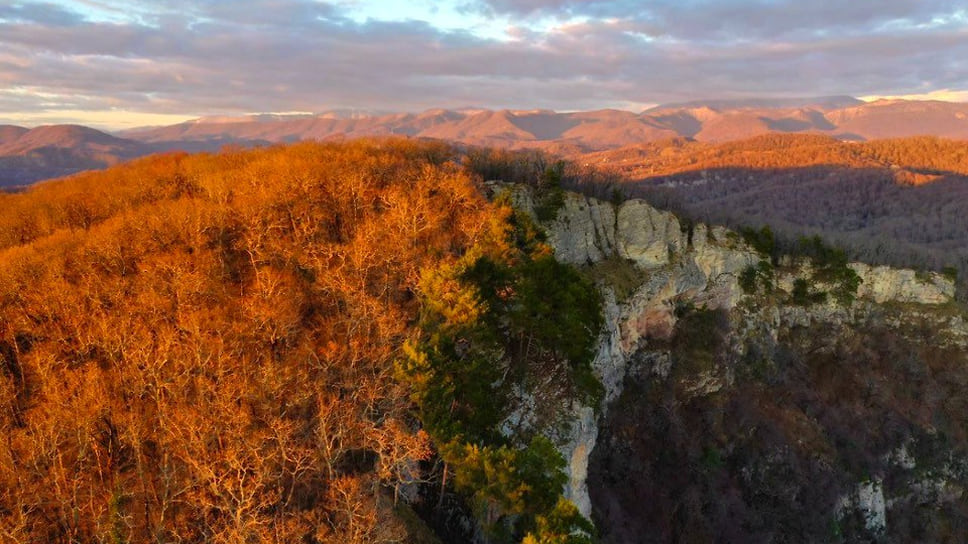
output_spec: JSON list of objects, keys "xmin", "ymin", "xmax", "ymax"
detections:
[
  {"xmin": 741, "ymin": 225, "xmax": 776, "ymax": 259},
  {"xmin": 740, "ymin": 265, "xmax": 759, "ymax": 294},
  {"xmin": 791, "ymin": 278, "xmax": 828, "ymax": 305},
  {"xmin": 740, "ymin": 260, "xmax": 775, "ymax": 295}
]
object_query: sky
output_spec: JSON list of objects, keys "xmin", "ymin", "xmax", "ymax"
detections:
[{"xmin": 1, "ymin": 0, "xmax": 967, "ymax": 129}]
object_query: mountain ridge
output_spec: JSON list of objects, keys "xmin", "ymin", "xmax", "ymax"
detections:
[
  {"xmin": 645, "ymin": 95, "xmax": 864, "ymax": 111},
  {"xmin": 3, "ymin": 97, "xmax": 968, "ymax": 188}
]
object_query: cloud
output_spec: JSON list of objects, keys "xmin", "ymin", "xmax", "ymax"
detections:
[
  {"xmin": 0, "ymin": 2, "xmax": 86, "ymax": 26},
  {"xmin": 1, "ymin": 0, "xmax": 966, "ymax": 128},
  {"xmin": 472, "ymin": 0, "xmax": 964, "ymax": 39}
]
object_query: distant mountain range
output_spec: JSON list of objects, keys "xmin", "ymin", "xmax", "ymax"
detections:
[
  {"xmin": 3, "ymin": 97, "xmax": 968, "ymax": 187},
  {"xmin": 0, "ymin": 124, "xmax": 150, "ymax": 188}
]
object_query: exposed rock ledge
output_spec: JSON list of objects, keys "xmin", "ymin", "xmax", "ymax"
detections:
[
  {"xmin": 504, "ymin": 185, "xmax": 955, "ymax": 307},
  {"xmin": 850, "ymin": 262, "xmax": 955, "ymax": 304}
]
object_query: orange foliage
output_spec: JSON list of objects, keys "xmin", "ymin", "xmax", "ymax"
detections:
[
  {"xmin": 584, "ymin": 134, "xmax": 968, "ymax": 182},
  {"xmin": 0, "ymin": 139, "xmax": 489, "ymax": 542}
]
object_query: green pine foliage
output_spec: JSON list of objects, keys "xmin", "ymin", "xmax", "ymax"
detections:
[
  {"xmin": 448, "ymin": 436, "xmax": 569, "ymax": 540},
  {"xmin": 523, "ymin": 498, "xmax": 596, "ymax": 544},
  {"xmin": 397, "ymin": 199, "xmax": 603, "ymax": 543},
  {"xmin": 512, "ymin": 256, "xmax": 604, "ymax": 370},
  {"xmin": 534, "ymin": 162, "xmax": 567, "ymax": 222}
]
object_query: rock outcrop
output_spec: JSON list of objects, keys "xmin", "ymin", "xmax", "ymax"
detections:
[{"xmin": 850, "ymin": 262, "xmax": 955, "ymax": 304}]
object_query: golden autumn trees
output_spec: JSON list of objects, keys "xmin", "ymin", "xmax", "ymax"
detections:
[{"xmin": 0, "ymin": 139, "xmax": 499, "ymax": 542}]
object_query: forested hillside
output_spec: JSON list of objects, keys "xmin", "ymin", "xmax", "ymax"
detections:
[
  {"xmin": 586, "ymin": 135, "xmax": 968, "ymax": 292},
  {"xmin": 0, "ymin": 140, "xmax": 601, "ymax": 543}
]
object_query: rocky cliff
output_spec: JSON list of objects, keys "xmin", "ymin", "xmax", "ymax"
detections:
[{"xmin": 496, "ymin": 184, "xmax": 968, "ymax": 543}]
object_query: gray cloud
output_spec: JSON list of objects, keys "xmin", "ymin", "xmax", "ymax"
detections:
[
  {"xmin": 0, "ymin": 2, "xmax": 85, "ymax": 26},
  {"xmin": 473, "ymin": 0, "xmax": 963, "ymax": 39},
  {"xmin": 1, "ymin": 0, "xmax": 966, "ymax": 126}
]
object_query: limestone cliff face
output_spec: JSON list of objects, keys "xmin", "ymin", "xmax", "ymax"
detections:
[
  {"xmin": 849, "ymin": 262, "xmax": 955, "ymax": 304},
  {"xmin": 499, "ymin": 184, "xmax": 968, "ymax": 543},
  {"xmin": 538, "ymin": 189, "xmax": 955, "ymax": 308}
]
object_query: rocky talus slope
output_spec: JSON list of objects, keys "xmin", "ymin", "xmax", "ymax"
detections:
[{"xmin": 497, "ymin": 184, "xmax": 967, "ymax": 543}]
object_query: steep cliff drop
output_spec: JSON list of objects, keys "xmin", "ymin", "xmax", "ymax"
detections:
[{"xmin": 496, "ymin": 183, "xmax": 967, "ymax": 543}]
